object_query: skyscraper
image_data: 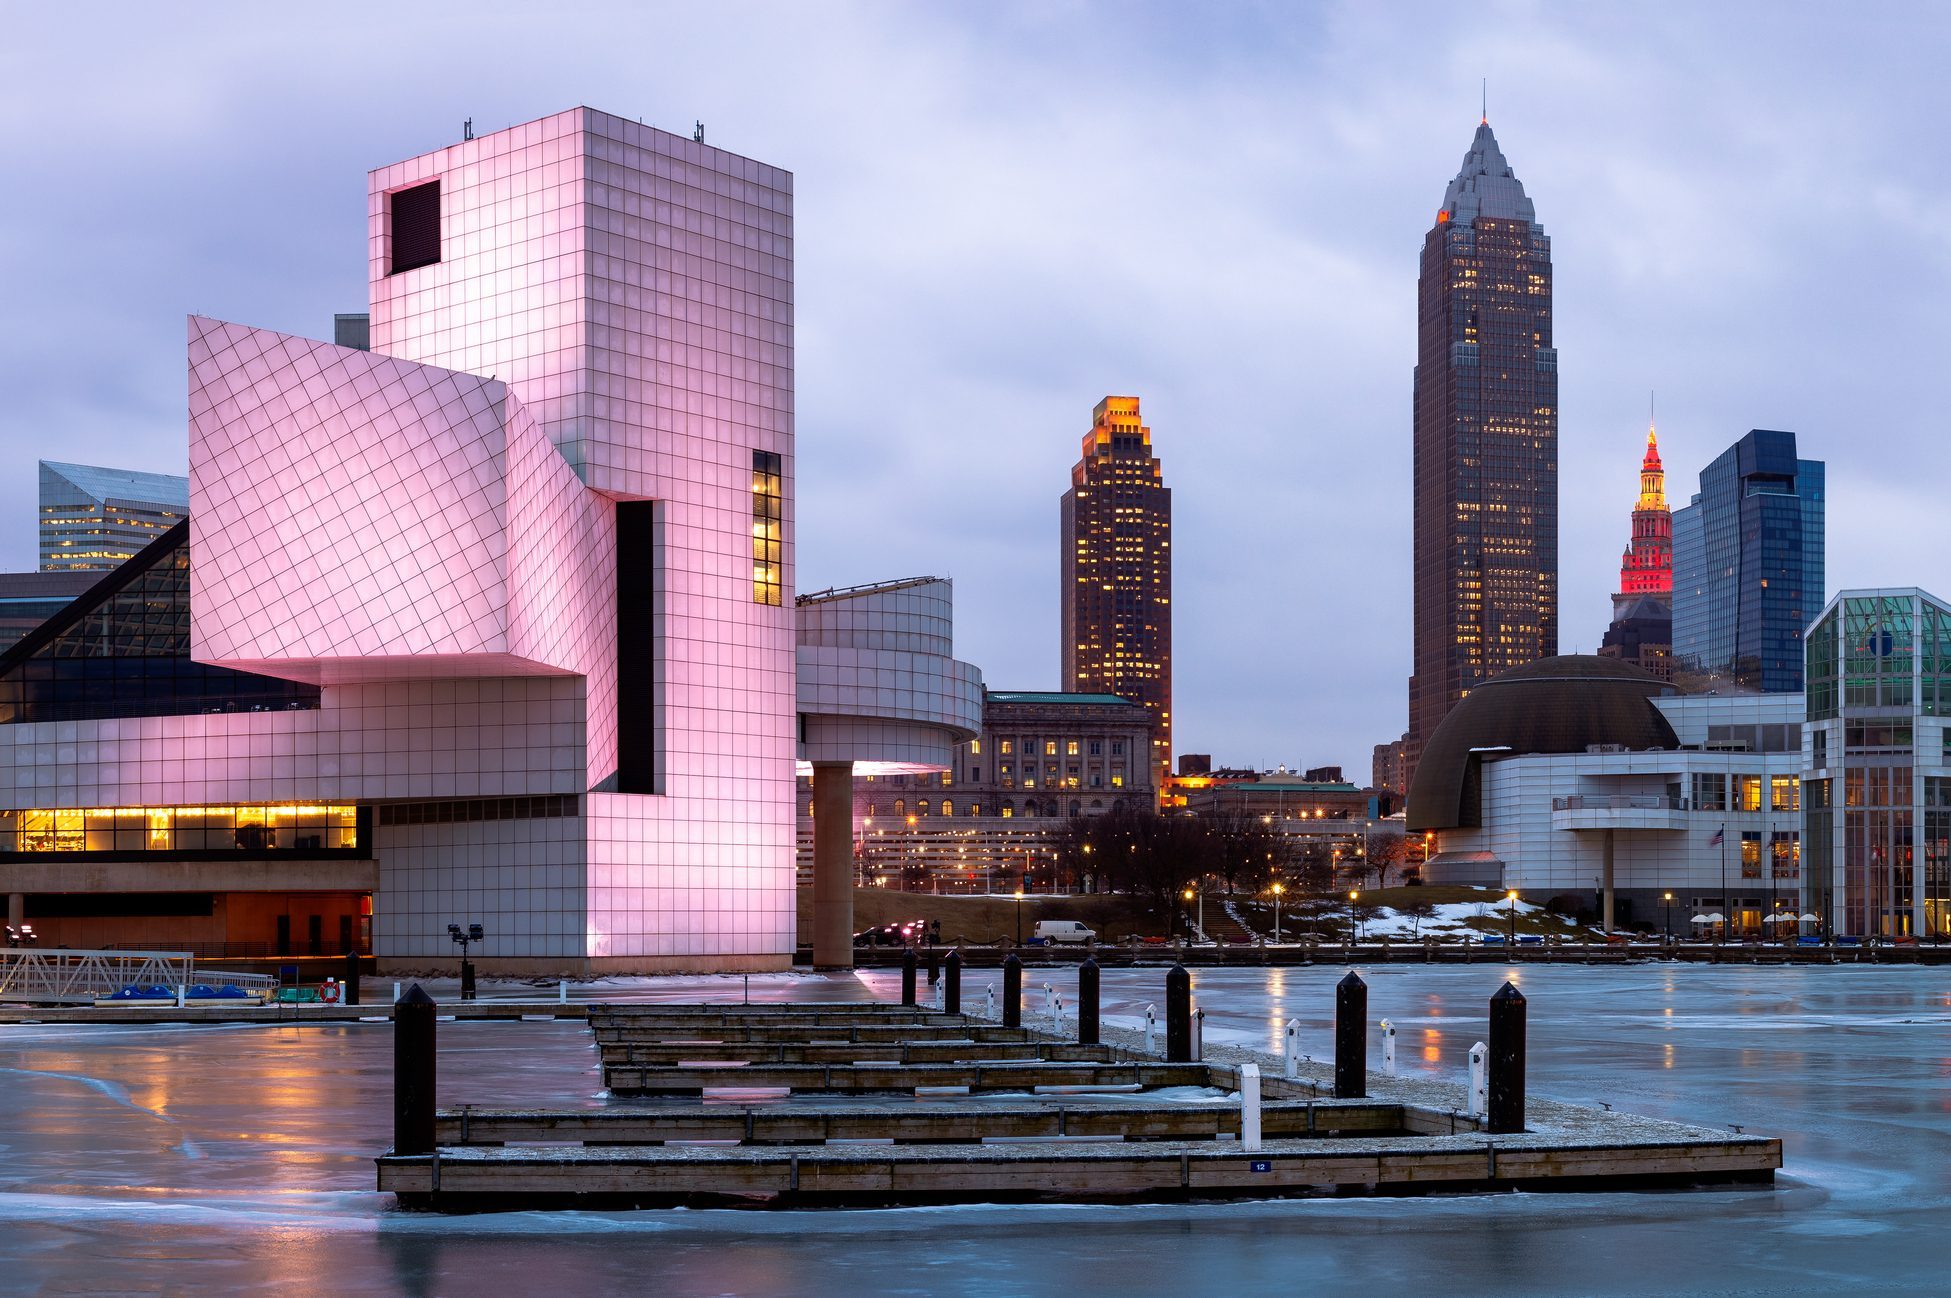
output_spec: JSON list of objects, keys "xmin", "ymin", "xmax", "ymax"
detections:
[
  {"xmin": 1061, "ymin": 396, "xmax": 1172, "ymax": 791},
  {"xmin": 1615, "ymin": 422, "xmax": 1672, "ymax": 616},
  {"xmin": 38, "ymin": 461, "xmax": 189, "ymax": 573},
  {"xmin": 1671, "ymin": 429, "xmax": 1825, "ymax": 691},
  {"xmin": 1600, "ymin": 422, "xmax": 1674, "ymax": 677},
  {"xmin": 1408, "ymin": 119, "xmax": 1557, "ymax": 782}
]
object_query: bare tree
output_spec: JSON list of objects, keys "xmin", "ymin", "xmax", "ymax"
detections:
[{"xmin": 1366, "ymin": 830, "xmax": 1408, "ymax": 888}]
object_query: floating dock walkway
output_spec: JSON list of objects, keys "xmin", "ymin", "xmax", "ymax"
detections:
[{"xmin": 375, "ymin": 991, "xmax": 1781, "ymax": 1208}]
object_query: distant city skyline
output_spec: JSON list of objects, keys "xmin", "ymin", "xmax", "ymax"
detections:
[{"xmin": 3, "ymin": 4, "xmax": 1948, "ymax": 778}]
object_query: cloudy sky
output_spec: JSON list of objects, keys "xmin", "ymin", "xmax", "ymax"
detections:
[{"xmin": 3, "ymin": 2, "xmax": 1948, "ymax": 778}]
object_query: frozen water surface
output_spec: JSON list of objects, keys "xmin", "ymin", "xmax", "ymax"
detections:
[{"xmin": 1, "ymin": 964, "xmax": 1945, "ymax": 1296}]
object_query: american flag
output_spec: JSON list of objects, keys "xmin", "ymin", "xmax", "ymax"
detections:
[{"xmin": 1709, "ymin": 824, "xmax": 1725, "ymax": 846}]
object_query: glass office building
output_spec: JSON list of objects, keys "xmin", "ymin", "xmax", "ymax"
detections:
[
  {"xmin": 38, "ymin": 461, "xmax": 190, "ymax": 573},
  {"xmin": 1671, "ymin": 430, "xmax": 1824, "ymax": 692},
  {"xmin": 1803, "ymin": 588, "xmax": 1951, "ymax": 938}
]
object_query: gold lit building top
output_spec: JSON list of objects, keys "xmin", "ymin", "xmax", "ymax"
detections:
[{"xmin": 1061, "ymin": 396, "xmax": 1172, "ymax": 794}]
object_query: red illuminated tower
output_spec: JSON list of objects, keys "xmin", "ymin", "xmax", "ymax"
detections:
[{"xmin": 1614, "ymin": 422, "xmax": 1672, "ymax": 617}]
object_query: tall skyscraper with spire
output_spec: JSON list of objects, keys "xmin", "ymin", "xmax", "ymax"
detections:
[
  {"xmin": 1600, "ymin": 420, "xmax": 1675, "ymax": 678},
  {"xmin": 1615, "ymin": 421, "xmax": 1673, "ymax": 616},
  {"xmin": 1407, "ymin": 117, "xmax": 1557, "ymax": 785},
  {"xmin": 1062, "ymin": 396, "xmax": 1172, "ymax": 792}
]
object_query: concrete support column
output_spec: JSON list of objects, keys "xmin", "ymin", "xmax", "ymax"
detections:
[
  {"xmin": 1601, "ymin": 829, "xmax": 1616, "ymax": 934},
  {"xmin": 7, "ymin": 892, "xmax": 22, "ymax": 932},
  {"xmin": 811, "ymin": 761, "xmax": 856, "ymax": 969}
]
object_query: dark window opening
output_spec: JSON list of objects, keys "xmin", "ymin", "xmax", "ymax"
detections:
[
  {"xmin": 617, "ymin": 501, "xmax": 657, "ymax": 793},
  {"xmin": 25, "ymin": 892, "xmax": 215, "ymax": 919},
  {"xmin": 389, "ymin": 181, "xmax": 441, "ymax": 274}
]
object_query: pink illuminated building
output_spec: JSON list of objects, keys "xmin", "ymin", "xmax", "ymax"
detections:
[{"xmin": 0, "ymin": 109, "xmax": 978, "ymax": 972}]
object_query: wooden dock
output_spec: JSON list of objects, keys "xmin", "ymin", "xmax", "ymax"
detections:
[
  {"xmin": 376, "ymin": 1000, "xmax": 1782, "ymax": 1208},
  {"xmin": 0, "ymin": 1000, "xmax": 588, "ymax": 1026}
]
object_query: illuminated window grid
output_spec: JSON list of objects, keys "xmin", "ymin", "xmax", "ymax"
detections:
[
  {"xmin": 2, "ymin": 804, "xmax": 360, "ymax": 853},
  {"xmin": 752, "ymin": 449, "xmax": 783, "ymax": 605}
]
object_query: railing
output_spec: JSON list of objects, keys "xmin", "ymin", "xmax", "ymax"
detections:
[
  {"xmin": 0, "ymin": 948, "xmax": 275, "ymax": 1003},
  {"xmin": 1552, "ymin": 795, "xmax": 1684, "ymax": 812},
  {"xmin": 105, "ymin": 941, "xmax": 367, "ymax": 960}
]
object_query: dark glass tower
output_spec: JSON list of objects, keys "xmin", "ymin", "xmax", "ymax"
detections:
[
  {"xmin": 1062, "ymin": 396, "xmax": 1172, "ymax": 793},
  {"xmin": 1670, "ymin": 429, "xmax": 1825, "ymax": 691},
  {"xmin": 1408, "ymin": 121, "xmax": 1557, "ymax": 782}
]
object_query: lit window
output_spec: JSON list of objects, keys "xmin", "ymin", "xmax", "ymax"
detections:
[{"xmin": 751, "ymin": 450, "xmax": 783, "ymax": 605}]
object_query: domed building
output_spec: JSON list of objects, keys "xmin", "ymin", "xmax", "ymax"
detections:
[{"xmin": 1408, "ymin": 655, "xmax": 1806, "ymax": 936}]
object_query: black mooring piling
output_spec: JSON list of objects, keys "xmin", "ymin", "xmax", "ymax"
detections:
[
  {"xmin": 1488, "ymin": 981, "xmax": 1527, "ymax": 1134},
  {"xmin": 1334, "ymin": 970, "xmax": 1368, "ymax": 1098},
  {"xmin": 393, "ymin": 984, "xmax": 437, "ymax": 1156}
]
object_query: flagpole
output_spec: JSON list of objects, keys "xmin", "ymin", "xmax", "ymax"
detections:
[{"xmin": 1720, "ymin": 821, "xmax": 1727, "ymax": 941}]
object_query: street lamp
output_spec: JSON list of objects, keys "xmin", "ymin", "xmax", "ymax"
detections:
[
  {"xmin": 1662, "ymin": 891, "xmax": 1674, "ymax": 939},
  {"xmin": 1272, "ymin": 881, "xmax": 1284, "ymax": 942},
  {"xmin": 1348, "ymin": 889, "xmax": 1359, "ymax": 943},
  {"xmin": 447, "ymin": 922, "xmax": 484, "ymax": 1000},
  {"xmin": 1506, "ymin": 890, "xmax": 1518, "ymax": 945},
  {"xmin": 1014, "ymin": 886, "xmax": 1024, "ymax": 946},
  {"xmin": 1183, "ymin": 886, "xmax": 1200, "ymax": 942}
]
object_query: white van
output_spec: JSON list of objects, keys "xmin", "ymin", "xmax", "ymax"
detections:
[{"xmin": 1033, "ymin": 919, "xmax": 1096, "ymax": 944}]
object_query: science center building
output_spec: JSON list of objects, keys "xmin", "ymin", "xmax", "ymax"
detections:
[{"xmin": 0, "ymin": 109, "xmax": 978, "ymax": 972}]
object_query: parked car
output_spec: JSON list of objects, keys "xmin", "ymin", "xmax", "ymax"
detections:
[
  {"xmin": 853, "ymin": 922, "xmax": 924, "ymax": 947},
  {"xmin": 1032, "ymin": 920, "xmax": 1096, "ymax": 945}
]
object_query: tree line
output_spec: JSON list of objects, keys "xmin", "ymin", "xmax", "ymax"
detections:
[{"xmin": 1042, "ymin": 804, "xmax": 1407, "ymax": 914}]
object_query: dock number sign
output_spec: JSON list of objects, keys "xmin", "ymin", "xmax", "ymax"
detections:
[{"xmin": 1250, "ymin": 1160, "xmax": 1272, "ymax": 1173}]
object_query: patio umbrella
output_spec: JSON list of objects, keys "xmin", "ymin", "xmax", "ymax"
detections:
[
  {"xmin": 1762, "ymin": 912, "xmax": 1793, "ymax": 924},
  {"xmin": 1689, "ymin": 914, "xmax": 1715, "ymax": 924},
  {"xmin": 1797, "ymin": 913, "xmax": 1821, "ymax": 922}
]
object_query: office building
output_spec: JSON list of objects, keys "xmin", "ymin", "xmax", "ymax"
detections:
[
  {"xmin": 1802, "ymin": 588, "xmax": 1951, "ymax": 938},
  {"xmin": 0, "ymin": 108, "xmax": 978, "ymax": 971},
  {"xmin": 1408, "ymin": 117, "xmax": 1557, "ymax": 788},
  {"xmin": 800, "ymin": 689, "xmax": 1150, "ymax": 893},
  {"xmin": 1061, "ymin": 396, "xmax": 1172, "ymax": 791},
  {"xmin": 1372, "ymin": 733, "xmax": 1409, "ymax": 798},
  {"xmin": 38, "ymin": 461, "xmax": 189, "ymax": 573},
  {"xmin": 1671, "ymin": 429, "xmax": 1824, "ymax": 692}
]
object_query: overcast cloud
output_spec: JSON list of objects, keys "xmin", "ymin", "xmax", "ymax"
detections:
[{"xmin": 2, "ymin": 2, "xmax": 1948, "ymax": 778}]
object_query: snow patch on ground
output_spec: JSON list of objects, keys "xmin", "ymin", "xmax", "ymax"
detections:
[{"xmin": 1358, "ymin": 896, "xmax": 1575, "ymax": 939}]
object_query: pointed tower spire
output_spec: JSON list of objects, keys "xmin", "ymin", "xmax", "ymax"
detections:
[{"xmin": 1618, "ymin": 411, "xmax": 1673, "ymax": 610}]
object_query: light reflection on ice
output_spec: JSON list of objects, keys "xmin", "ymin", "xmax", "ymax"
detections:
[{"xmin": 1, "ymin": 964, "xmax": 1946, "ymax": 1295}]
